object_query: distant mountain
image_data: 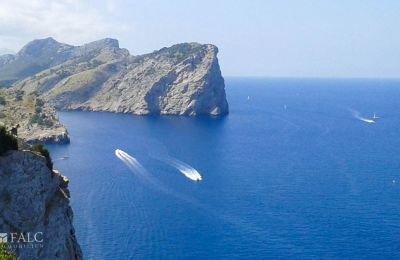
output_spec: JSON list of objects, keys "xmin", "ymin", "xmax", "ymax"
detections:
[
  {"xmin": 0, "ymin": 37, "xmax": 121, "ymax": 86},
  {"xmin": 7, "ymin": 37, "xmax": 228, "ymax": 116}
]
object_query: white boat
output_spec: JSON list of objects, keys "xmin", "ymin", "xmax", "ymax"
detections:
[{"xmin": 363, "ymin": 119, "xmax": 376, "ymax": 124}]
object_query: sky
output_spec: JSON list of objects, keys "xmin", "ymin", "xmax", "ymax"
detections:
[{"xmin": 0, "ymin": 0, "xmax": 399, "ymax": 78}]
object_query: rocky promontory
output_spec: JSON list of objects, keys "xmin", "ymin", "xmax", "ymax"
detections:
[{"xmin": 4, "ymin": 37, "xmax": 228, "ymax": 116}]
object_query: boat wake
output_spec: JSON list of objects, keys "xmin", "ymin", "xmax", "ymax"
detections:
[
  {"xmin": 114, "ymin": 148, "xmax": 271, "ymax": 242},
  {"xmin": 142, "ymin": 139, "xmax": 202, "ymax": 182},
  {"xmin": 163, "ymin": 157, "xmax": 202, "ymax": 182},
  {"xmin": 115, "ymin": 149, "xmax": 148, "ymax": 177},
  {"xmin": 54, "ymin": 156, "xmax": 70, "ymax": 161},
  {"xmin": 115, "ymin": 149, "xmax": 162, "ymax": 188},
  {"xmin": 350, "ymin": 109, "xmax": 376, "ymax": 124},
  {"xmin": 115, "ymin": 149, "xmax": 195, "ymax": 195}
]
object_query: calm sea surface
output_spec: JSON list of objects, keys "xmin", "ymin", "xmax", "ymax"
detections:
[{"xmin": 48, "ymin": 78, "xmax": 400, "ymax": 259}]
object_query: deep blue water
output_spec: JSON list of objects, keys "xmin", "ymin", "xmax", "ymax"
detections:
[{"xmin": 48, "ymin": 78, "xmax": 400, "ymax": 259}]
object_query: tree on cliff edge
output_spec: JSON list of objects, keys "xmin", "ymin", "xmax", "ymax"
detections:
[{"xmin": 0, "ymin": 126, "xmax": 18, "ymax": 156}]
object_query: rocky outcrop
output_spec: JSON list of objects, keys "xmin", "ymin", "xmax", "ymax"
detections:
[
  {"xmin": 0, "ymin": 89, "xmax": 70, "ymax": 144},
  {"xmin": 0, "ymin": 150, "xmax": 82, "ymax": 260},
  {"xmin": 19, "ymin": 125, "xmax": 70, "ymax": 145},
  {"xmin": 10, "ymin": 38, "xmax": 228, "ymax": 116}
]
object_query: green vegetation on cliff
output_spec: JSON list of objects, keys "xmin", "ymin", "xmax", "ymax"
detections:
[
  {"xmin": 0, "ymin": 126, "xmax": 18, "ymax": 155},
  {"xmin": 31, "ymin": 144, "xmax": 53, "ymax": 171},
  {"xmin": 0, "ymin": 242, "xmax": 15, "ymax": 260}
]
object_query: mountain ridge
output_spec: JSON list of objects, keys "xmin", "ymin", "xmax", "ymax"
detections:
[{"xmin": 7, "ymin": 37, "xmax": 228, "ymax": 116}]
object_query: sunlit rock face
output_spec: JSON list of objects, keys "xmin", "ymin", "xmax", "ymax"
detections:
[
  {"xmin": 7, "ymin": 38, "xmax": 228, "ymax": 116},
  {"xmin": 0, "ymin": 150, "xmax": 82, "ymax": 260}
]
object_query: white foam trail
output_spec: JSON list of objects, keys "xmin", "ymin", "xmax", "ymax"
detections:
[
  {"xmin": 115, "ymin": 148, "xmax": 273, "ymax": 243},
  {"xmin": 350, "ymin": 109, "xmax": 375, "ymax": 124},
  {"xmin": 115, "ymin": 149, "xmax": 199, "ymax": 202},
  {"xmin": 164, "ymin": 157, "xmax": 202, "ymax": 181},
  {"xmin": 53, "ymin": 156, "xmax": 70, "ymax": 161},
  {"xmin": 145, "ymin": 142, "xmax": 202, "ymax": 181},
  {"xmin": 115, "ymin": 149, "xmax": 149, "ymax": 179},
  {"xmin": 115, "ymin": 149, "xmax": 186, "ymax": 192}
]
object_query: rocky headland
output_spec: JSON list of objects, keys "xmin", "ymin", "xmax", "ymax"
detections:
[
  {"xmin": 3, "ymin": 37, "xmax": 228, "ymax": 116},
  {"xmin": 0, "ymin": 37, "xmax": 229, "ymax": 143}
]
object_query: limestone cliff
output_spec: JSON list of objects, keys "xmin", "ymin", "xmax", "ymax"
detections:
[
  {"xmin": 75, "ymin": 43, "xmax": 229, "ymax": 116},
  {"xmin": 9, "ymin": 38, "xmax": 229, "ymax": 116},
  {"xmin": 0, "ymin": 150, "xmax": 82, "ymax": 260}
]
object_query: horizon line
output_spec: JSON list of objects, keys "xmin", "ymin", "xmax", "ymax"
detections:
[{"xmin": 223, "ymin": 75, "xmax": 400, "ymax": 80}]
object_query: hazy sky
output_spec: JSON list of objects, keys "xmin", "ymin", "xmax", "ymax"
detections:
[{"xmin": 0, "ymin": 0, "xmax": 399, "ymax": 77}]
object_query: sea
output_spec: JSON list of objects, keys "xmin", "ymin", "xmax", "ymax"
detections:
[{"xmin": 48, "ymin": 78, "xmax": 400, "ymax": 259}]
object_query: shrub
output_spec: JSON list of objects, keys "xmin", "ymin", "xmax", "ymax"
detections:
[
  {"xmin": 90, "ymin": 59, "xmax": 102, "ymax": 67},
  {"xmin": 0, "ymin": 126, "xmax": 18, "ymax": 156},
  {"xmin": 0, "ymin": 242, "xmax": 15, "ymax": 260},
  {"xmin": 29, "ymin": 113, "xmax": 42, "ymax": 125},
  {"xmin": 42, "ymin": 118, "xmax": 54, "ymax": 127},
  {"xmin": 56, "ymin": 70, "xmax": 71, "ymax": 78},
  {"xmin": 14, "ymin": 90, "xmax": 24, "ymax": 101},
  {"xmin": 30, "ymin": 112, "xmax": 48, "ymax": 125},
  {"xmin": 35, "ymin": 98, "xmax": 44, "ymax": 107},
  {"xmin": 31, "ymin": 144, "xmax": 53, "ymax": 171},
  {"xmin": 0, "ymin": 96, "xmax": 5, "ymax": 105}
]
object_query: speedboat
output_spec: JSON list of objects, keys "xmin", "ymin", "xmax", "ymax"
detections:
[{"xmin": 363, "ymin": 119, "xmax": 376, "ymax": 124}]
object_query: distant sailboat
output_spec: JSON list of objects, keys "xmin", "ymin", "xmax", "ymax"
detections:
[
  {"xmin": 247, "ymin": 96, "xmax": 250, "ymax": 100},
  {"xmin": 284, "ymin": 104, "xmax": 287, "ymax": 110},
  {"xmin": 373, "ymin": 112, "xmax": 380, "ymax": 120}
]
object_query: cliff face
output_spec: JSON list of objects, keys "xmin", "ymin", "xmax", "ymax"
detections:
[
  {"xmin": 59, "ymin": 43, "xmax": 229, "ymax": 116},
  {"xmin": 0, "ymin": 150, "xmax": 82, "ymax": 260},
  {"xmin": 9, "ymin": 38, "xmax": 228, "ymax": 116}
]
